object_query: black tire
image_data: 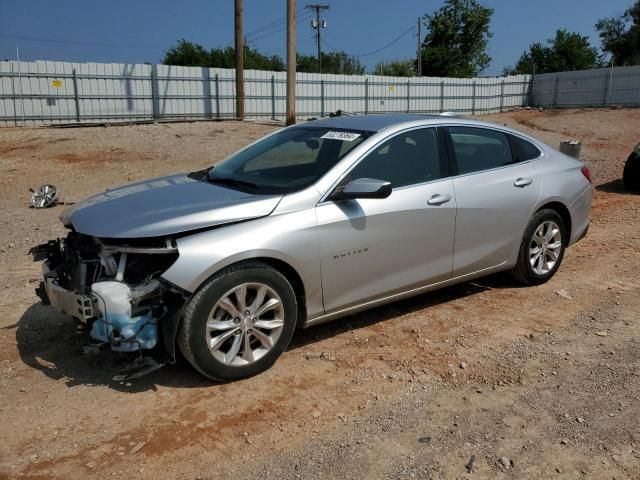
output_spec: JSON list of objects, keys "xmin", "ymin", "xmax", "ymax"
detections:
[
  {"xmin": 623, "ymin": 153, "xmax": 640, "ymax": 191},
  {"xmin": 177, "ymin": 261, "xmax": 298, "ymax": 381},
  {"xmin": 510, "ymin": 209, "xmax": 567, "ymax": 286}
]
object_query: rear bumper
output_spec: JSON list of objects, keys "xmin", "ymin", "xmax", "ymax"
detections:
[{"xmin": 568, "ymin": 186, "xmax": 592, "ymax": 246}]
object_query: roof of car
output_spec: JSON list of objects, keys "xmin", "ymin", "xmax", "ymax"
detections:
[{"xmin": 297, "ymin": 113, "xmax": 446, "ymax": 132}]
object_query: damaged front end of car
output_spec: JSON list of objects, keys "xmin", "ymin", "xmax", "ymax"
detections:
[{"xmin": 31, "ymin": 232, "xmax": 188, "ymax": 366}]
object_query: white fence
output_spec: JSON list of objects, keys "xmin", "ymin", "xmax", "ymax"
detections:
[
  {"xmin": 0, "ymin": 60, "xmax": 531, "ymax": 127},
  {"xmin": 532, "ymin": 65, "xmax": 640, "ymax": 108}
]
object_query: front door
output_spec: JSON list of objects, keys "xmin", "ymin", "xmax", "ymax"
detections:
[{"xmin": 316, "ymin": 127, "xmax": 456, "ymax": 314}]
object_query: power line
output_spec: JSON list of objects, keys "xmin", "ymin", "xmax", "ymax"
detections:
[
  {"xmin": 246, "ymin": 10, "xmax": 312, "ymax": 41},
  {"xmin": 245, "ymin": 17, "xmax": 286, "ymax": 38},
  {"xmin": 320, "ymin": 26, "xmax": 414, "ymax": 58},
  {"xmin": 247, "ymin": 11, "xmax": 313, "ymax": 43}
]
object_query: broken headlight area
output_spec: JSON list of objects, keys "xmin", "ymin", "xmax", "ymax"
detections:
[{"xmin": 31, "ymin": 232, "xmax": 185, "ymax": 354}]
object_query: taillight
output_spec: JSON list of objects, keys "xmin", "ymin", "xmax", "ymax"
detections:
[{"xmin": 581, "ymin": 166, "xmax": 592, "ymax": 184}]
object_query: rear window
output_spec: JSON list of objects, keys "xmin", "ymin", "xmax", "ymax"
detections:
[{"xmin": 508, "ymin": 134, "xmax": 541, "ymax": 162}]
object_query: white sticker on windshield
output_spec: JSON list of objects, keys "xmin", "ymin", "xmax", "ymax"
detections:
[{"xmin": 321, "ymin": 131, "xmax": 361, "ymax": 142}]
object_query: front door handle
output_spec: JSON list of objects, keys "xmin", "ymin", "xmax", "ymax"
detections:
[
  {"xmin": 514, "ymin": 177, "xmax": 533, "ymax": 187},
  {"xmin": 427, "ymin": 194, "xmax": 452, "ymax": 206}
]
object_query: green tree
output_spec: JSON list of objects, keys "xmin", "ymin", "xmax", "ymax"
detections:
[
  {"xmin": 372, "ymin": 60, "xmax": 416, "ymax": 77},
  {"xmin": 163, "ymin": 39, "xmax": 210, "ymax": 66},
  {"xmin": 505, "ymin": 29, "xmax": 601, "ymax": 75},
  {"xmin": 163, "ymin": 39, "xmax": 285, "ymax": 71},
  {"xmin": 421, "ymin": 0, "xmax": 493, "ymax": 77},
  {"xmin": 596, "ymin": 0, "xmax": 640, "ymax": 66},
  {"xmin": 297, "ymin": 52, "xmax": 365, "ymax": 75}
]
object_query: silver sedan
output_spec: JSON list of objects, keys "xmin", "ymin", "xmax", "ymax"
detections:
[{"xmin": 34, "ymin": 114, "xmax": 592, "ymax": 380}]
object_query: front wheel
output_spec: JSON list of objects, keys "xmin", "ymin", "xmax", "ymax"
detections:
[
  {"xmin": 178, "ymin": 261, "xmax": 298, "ymax": 381},
  {"xmin": 510, "ymin": 209, "xmax": 566, "ymax": 286}
]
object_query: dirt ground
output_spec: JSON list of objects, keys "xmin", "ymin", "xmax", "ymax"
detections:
[{"xmin": 0, "ymin": 108, "xmax": 639, "ymax": 480}]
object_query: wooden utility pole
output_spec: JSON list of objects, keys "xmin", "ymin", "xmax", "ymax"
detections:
[
  {"xmin": 234, "ymin": 0, "xmax": 244, "ymax": 119},
  {"xmin": 286, "ymin": 0, "xmax": 296, "ymax": 125},
  {"xmin": 307, "ymin": 4, "xmax": 329, "ymax": 73},
  {"xmin": 416, "ymin": 17, "xmax": 422, "ymax": 76}
]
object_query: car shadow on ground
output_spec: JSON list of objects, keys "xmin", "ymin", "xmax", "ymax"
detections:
[
  {"xmin": 596, "ymin": 178, "xmax": 638, "ymax": 194},
  {"xmin": 13, "ymin": 273, "xmax": 519, "ymax": 392}
]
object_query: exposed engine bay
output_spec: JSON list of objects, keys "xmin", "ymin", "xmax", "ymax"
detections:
[{"xmin": 32, "ymin": 232, "xmax": 186, "ymax": 358}]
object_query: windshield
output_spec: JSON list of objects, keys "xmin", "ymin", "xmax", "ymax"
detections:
[{"xmin": 206, "ymin": 127, "xmax": 369, "ymax": 194}]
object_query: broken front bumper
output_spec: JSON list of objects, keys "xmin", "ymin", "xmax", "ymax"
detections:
[
  {"xmin": 41, "ymin": 262, "xmax": 95, "ymax": 322},
  {"xmin": 32, "ymin": 235, "xmax": 187, "ymax": 359}
]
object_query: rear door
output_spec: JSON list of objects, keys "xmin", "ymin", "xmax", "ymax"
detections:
[
  {"xmin": 444, "ymin": 126, "xmax": 542, "ymax": 276},
  {"xmin": 316, "ymin": 127, "xmax": 456, "ymax": 313}
]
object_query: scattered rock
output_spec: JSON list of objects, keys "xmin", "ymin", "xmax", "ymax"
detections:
[
  {"xmin": 577, "ymin": 417, "xmax": 585, "ymax": 423},
  {"xmin": 465, "ymin": 455, "xmax": 476, "ymax": 473},
  {"xmin": 129, "ymin": 441, "xmax": 148, "ymax": 454},
  {"xmin": 499, "ymin": 456, "xmax": 511, "ymax": 467},
  {"xmin": 417, "ymin": 436, "xmax": 431, "ymax": 444},
  {"xmin": 303, "ymin": 351, "xmax": 335, "ymax": 361},
  {"xmin": 460, "ymin": 362, "xmax": 467, "ymax": 369},
  {"xmin": 595, "ymin": 331, "xmax": 608, "ymax": 337},
  {"xmin": 556, "ymin": 289, "xmax": 572, "ymax": 300},
  {"xmin": 560, "ymin": 439, "xmax": 569, "ymax": 445}
]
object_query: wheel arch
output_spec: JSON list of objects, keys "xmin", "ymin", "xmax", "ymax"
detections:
[
  {"xmin": 535, "ymin": 201, "xmax": 572, "ymax": 245},
  {"xmin": 251, "ymin": 257, "xmax": 307, "ymax": 328}
]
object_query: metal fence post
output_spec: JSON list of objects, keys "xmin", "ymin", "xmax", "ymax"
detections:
[
  {"xmin": 364, "ymin": 78, "xmax": 369, "ymax": 114},
  {"xmin": 320, "ymin": 79, "xmax": 325, "ymax": 117},
  {"xmin": 215, "ymin": 74, "xmax": 221, "ymax": 119},
  {"xmin": 271, "ymin": 75, "xmax": 276, "ymax": 120},
  {"xmin": 552, "ymin": 74, "xmax": 559, "ymax": 108},
  {"xmin": 471, "ymin": 80, "xmax": 476, "ymax": 115},
  {"xmin": 499, "ymin": 79, "xmax": 505, "ymax": 113},
  {"xmin": 72, "ymin": 68, "xmax": 81, "ymax": 122},
  {"xmin": 150, "ymin": 68, "xmax": 158, "ymax": 120},
  {"xmin": 10, "ymin": 62, "xmax": 18, "ymax": 126},
  {"xmin": 439, "ymin": 80, "xmax": 445, "ymax": 113},
  {"xmin": 602, "ymin": 70, "xmax": 610, "ymax": 105},
  {"xmin": 406, "ymin": 80, "xmax": 411, "ymax": 113}
]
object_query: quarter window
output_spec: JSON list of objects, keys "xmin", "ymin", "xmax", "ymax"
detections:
[
  {"xmin": 347, "ymin": 128, "xmax": 445, "ymax": 188},
  {"xmin": 508, "ymin": 134, "xmax": 541, "ymax": 162},
  {"xmin": 448, "ymin": 127, "xmax": 513, "ymax": 175}
]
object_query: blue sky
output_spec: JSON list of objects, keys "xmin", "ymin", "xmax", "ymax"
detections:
[{"xmin": 0, "ymin": 0, "xmax": 633, "ymax": 74}]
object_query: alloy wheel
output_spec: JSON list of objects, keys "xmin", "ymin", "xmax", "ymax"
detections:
[
  {"xmin": 529, "ymin": 220, "xmax": 562, "ymax": 275},
  {"xmin": 205, "ymin": 283, "xmax": 285, "ymax": 366}
]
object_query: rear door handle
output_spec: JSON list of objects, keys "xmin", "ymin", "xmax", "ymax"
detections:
[
  {"xmin": 514, "ymin": 177, "xmax": 533, "ymax": 187},
  {"xmin": 427, "ymin": 194, "xmax": 452, "ymax": 206}
]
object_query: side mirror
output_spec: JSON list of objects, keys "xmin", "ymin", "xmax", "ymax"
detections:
[{"xmin": 331, "ymin": 178, "xmax": 392, "ymax": 201}]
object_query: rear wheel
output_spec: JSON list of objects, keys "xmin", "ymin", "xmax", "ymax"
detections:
[
  {"xmin": 510, "ymin": 209, "xmax": 566, "ymax": 286},
  {"xmin": 178, "ymin": 261, "xmax": 298, "ymax": 381}
]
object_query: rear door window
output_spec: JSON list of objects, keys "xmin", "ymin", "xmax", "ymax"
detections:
[{"xmin": 447, "ymin": 127, "xmax": 513, "ymax": 175}]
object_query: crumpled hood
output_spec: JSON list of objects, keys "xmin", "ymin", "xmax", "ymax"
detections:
[{"xmin": 61, "ymin": 173, "xmax": 283, "ymax": 238}]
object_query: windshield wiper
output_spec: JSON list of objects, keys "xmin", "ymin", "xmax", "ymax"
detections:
[{"xmin": 207, "ymin": 176, "xmax": 259, "ymax": 191}]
